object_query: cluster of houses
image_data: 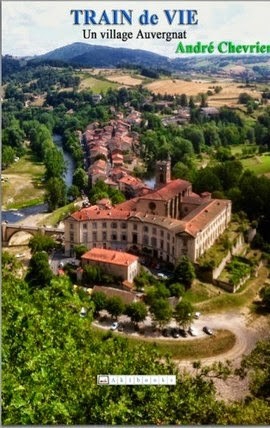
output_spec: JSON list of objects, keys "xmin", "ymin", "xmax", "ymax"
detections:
[{"xmin": 81, "ymin": 109, "xmax": 150, "ymax": 198}]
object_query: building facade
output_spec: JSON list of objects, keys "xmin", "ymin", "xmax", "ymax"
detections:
[
  {"xmin": 81, "ymin": 248, "xmax": 139, "ymax": 282},
  {"xmin": 64, "ymin": 168, "xmax": 232, "ymax": 264}
]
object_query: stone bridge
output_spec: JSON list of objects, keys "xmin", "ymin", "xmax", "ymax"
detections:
[{"xmin": 1, "ymin": 223, "xmax": 64, "ymax": 246}]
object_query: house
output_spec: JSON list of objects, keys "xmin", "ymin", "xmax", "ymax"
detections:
[{"xmin": 81, "ymin": 248, "xmax": 139, "ymax": 282}]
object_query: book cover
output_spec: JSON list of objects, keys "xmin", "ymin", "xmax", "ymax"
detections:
[{"xmin": 2, "ymin": 1, "xmax": 270, "ymax": 426}]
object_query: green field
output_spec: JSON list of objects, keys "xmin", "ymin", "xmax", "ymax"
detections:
[
  {"xmin": 2, "ymin": 152, "xmax": 45, "ymax": 209},
  {"xmin": 93, "ymin": 327, "xmax": 236, "ymax": 360},
  {"xmin": 241, "ymin": 154, "xmax": 270, "ymax": 176},
  {"xmin": 230, "ymin": 144, "xmax": 258, "ymax": 156},
  {"xmin": 79, "ymin": 74, "xmax": 119, "ymax": 93}
]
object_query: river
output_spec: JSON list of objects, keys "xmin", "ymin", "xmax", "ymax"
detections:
[{"xmin": 2, "ymin": 135, "xmax": 75, "ymax": 224}]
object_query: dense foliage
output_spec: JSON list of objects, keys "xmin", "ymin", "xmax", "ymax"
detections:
[{"xmin": 3, "ymin": 255, "xmax": 270, "ymax": 424}]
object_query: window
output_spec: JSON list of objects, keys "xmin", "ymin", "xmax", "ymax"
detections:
[
  {"xmin": 70, "ymin": 223, "xmax": 74, "ymax": 230},
  {"xmin": 83, "ymin": 232, "xmax": 88, "ymax": 243},
  {"xmin": 83, "ymin": 223, "xmax": 87, "ymax": 229},
  {"xmin": 92, "ymin": 232, "xmax": 97, "ymax": 242},
  {"xmin": 111, "ymin": 234, "xmax": 117, "ymax": 241},
  {"xmin": 152, "ymin": 227, "xmax": 157, "ymax": 235},
  {"xmin": 160, "ymin": 230, "xmax": 164, "ymax": 237},
  {"xmin": 143, "ymin": 226, "xmax": 148, "ymax": 233},
  {"xmin": 160, "ymin": 240, "xmax": 164, "ymax": 250},
  {"xmin": 121, "ymin": 234, "xmax": 127, "ymax": 241},
  {"xmin": 183, "ymin": 236, "xmax": 188, "ymax": 247},
  {"xmin": 70, "ymin": 232, "xmax": 74, "ymax": 242},
  {"xmin": 149, "ymin": 202, "xmax": 156, "ymax": 211},
  {"xmin": 167, "ymin": 233, "xmax": 170, "ymax": 240},
  {"xmin": 102, "ymin": 222, "xmax": 107, "ymax": 228},
  {"xmin": 111, "ymin": 222, "xmax": 117, "ymax": 229},
  {"xmin": 133, "ymin": 224, "xmax": 137, "ymax": 230},
  {"xmin": 132, "ymin": 233, "xmax": 137, "ymax": 244},
  {"xmin": 92, "ymin": 222, "xmax": 97, "ymax": 229},
  {"xmin": 102, "ymin": 232, "xmax": 107, "ymax": 241},
  {"xmin": 151, "ymin": 237, "xmax": 157, "ymax": 247},
  {"xmin": 121, "ymin": 222, "xmax": 127, "ymax": 229},
  {"xmin": 143, "ymin": 235, "xmax": 149, "ymax": 245}
]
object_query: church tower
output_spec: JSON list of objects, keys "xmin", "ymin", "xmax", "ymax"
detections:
[{"xmin": 155, "ymin": 155, "xmax": 171, "ymax": 189}]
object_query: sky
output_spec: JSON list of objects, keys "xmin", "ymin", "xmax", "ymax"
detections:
[{"xmin": 2, "ymin": 1, "xmax": 270, "ymax": 58}]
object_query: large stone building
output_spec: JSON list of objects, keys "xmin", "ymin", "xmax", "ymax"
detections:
[{"xmin": 64, "ymin": 160, "xmax": 232, "ymax": 264}]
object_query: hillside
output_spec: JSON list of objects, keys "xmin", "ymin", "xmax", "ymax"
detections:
[
  {"xmin": 27, "ymin": 42, "xmax": 270, "ymax": 78},
  {"xmin": 29, "ymin": 42, "xmax": 172, "ymax": 70}
]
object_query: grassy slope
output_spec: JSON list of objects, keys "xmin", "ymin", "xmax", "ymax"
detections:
[
  {"xmin": 2, "ymin": 151, "xmax": 45, "ymax": 209},
  {"xmin": 93, "ymin": 327, "xmax": 236, "ymax": 360},
  {"xmin": 241, "ymin": 154, "xmax": 270, "ymax": 175}
]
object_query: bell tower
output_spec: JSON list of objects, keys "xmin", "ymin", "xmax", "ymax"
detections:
[{"xmin": 155, "ymin": 155, "xmax": 171, "ymax": 189}]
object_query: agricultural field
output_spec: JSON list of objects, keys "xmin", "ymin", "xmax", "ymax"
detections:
[
  {"xmin": 79, "ymin": 74, "xmax": 119, "ymax": 93},
  {"xmin": 145, "ymin": 78, "xmax": 261, "ymax": 107},
  {"xmin": 105, "ymin": 74, "xmax": 145, "ymax": 86},
  {"xmin": 241, "ymin": 154, "xmax": 270, "ymax": 176}
]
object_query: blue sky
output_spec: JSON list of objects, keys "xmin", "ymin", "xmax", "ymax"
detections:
[{"xmin": 2, "ymin": 1, "xmax": 270, "ymax": 57}]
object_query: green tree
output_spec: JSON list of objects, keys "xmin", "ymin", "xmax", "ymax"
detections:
[
  {"xmin": 150, "ymin": 298, "xmax": 172, "ymax": 328},
  {"xmin": 72, "ymin": 167, "xmax": 88, "ymax": 190},
  {"xmin": 67, "ymin": 185, "xmax": 80, "ymax": 201},
  {"xmin": 259, "ymin": 286, "xmax": 270, "ymax": 310},
  {"xmin": 45, "ymin": 177, "xmax": 67, "ymax": 211},
  {"xmin": 29, "ymin": 233, "xmax": 56, "ymax": 254},
  {"xmin": 74, "ymin": 244, "xmax": 88, "ymax": 260},
  {"xmin": 173, "ymin": 256, "xmax": 196, "ymax": 287},
  {"xmin": 25, "ymin": 251, "xmax": 53, "ymax": 290},
  {"xmin": 169, "ymin": 282, "xmax": 185, "ymax": 298},
  {"xmin": 145, "ymin": 283, "xmax": 170, "ymax": 306},
  {"xmin": 174, "ymin": 301, "xmax": 194, "ymax": 329},
  {"xmin": 2, "ymin": 145, "xmax": 15, "ymax": 168},
  {"xmin": 125, "ymin": 301, "xmax": 148, "ymax": 326},
  {"xmin": 238, "ymin": 339, "xmax": 270, "ymax": 400},
  {"xmin": 106, "ymin": 296, "xmax": 125, "ymax": 320},
  {"xmin": 82, "ymin": 264, "xmax": 102, "ymax": 285},
  {"xmin": 91, "ymin": 291, "xmax": 107, "ymax": 316},
  {"xmin": 44, "ymin": 146, "xmax": 66, "ymax": 180}
]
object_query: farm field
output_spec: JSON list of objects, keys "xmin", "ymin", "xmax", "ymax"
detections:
[
  {"xmin": 105, "ymin": 74, "xmax": 145, "ymax": 86},
  {"xmin": 145, "ymin": 78, "xmax": 261, "ymax": 107},
  {"xmin": 241, "ymin": 154, "xmax": 270, "ymax": 176},
  {"xmin": 79, "ymin": 74, "xmax": 119, "ymax": 92}
]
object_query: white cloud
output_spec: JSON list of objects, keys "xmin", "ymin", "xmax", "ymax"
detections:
[{"xmin": 2, "ymin": 1, "xmax": 270, "ymax": 57}]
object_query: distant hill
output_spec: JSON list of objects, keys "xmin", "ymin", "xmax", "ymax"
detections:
[
  {"xmin": 3, "ymin": 42, "xmax": 270, "ymax": 81},
  {"xmin": 28, "ymin": 42, "xmax": 173, "ymax": 70}
]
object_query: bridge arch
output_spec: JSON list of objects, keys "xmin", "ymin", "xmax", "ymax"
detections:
[{"xmin": 7, "ymin": 230, "xmax": 36, "ymax": 246}]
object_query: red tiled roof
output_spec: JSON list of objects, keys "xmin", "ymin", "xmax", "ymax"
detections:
[
  {"xmin": 71, "ymin": 205, "xmax": 130, "ymax": 221},
  {"xmin": 82, "ymin": 248, "xmax": 138, "ymax": 266},
  {"xmin": 140, "ymin": 179, "xmax": 191, "ymax": 201},
  {"xmin": 184, "ymin": 199, "xmax": 231, "ymax": 236},
  {"xmin": 118, "ymin": 175, "xmax": 143, "ymax": 187},
  {"xmin": 116, "ymin": 198, "xmax": 139, "ymax": 211}
]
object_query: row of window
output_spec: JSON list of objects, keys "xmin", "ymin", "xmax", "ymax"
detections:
[{"xmin": 70, "ymin": 221, "xmax": 173, "ymax": 239}]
